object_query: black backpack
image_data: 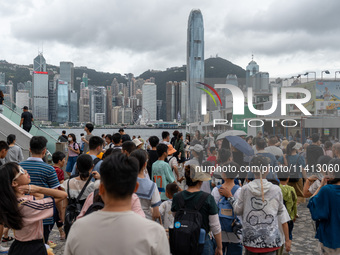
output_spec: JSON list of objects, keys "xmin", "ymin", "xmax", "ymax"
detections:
[
  {"xmin": 64, "ymin": 174, "xmax": 92, "ymax": 238},
  {"xmin": 84, "ymin": 189, "xmax": 104, "ymax": 216},
  {"xmin": 169, "ymin": 192, "xmax": 209, "ymax": 255}
]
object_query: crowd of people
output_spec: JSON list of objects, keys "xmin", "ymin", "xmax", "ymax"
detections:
[{"xmin": 0, "ymin": 125, "xmax": 339, "ymax": 255}]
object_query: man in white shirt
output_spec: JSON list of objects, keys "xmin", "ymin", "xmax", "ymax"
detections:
[{"xmin": 64, "ymin": 153, "xmax": 169, "ymax": 255}]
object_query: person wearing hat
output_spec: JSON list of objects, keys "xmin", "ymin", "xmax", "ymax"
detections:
[
  {"xmin": 132, "ymin": 138, "xmax": 143, "ymax": 150},
  {"xmin": 171, "ymin": 164, "xmax": 223, "ymax": 255},
  {"xmin": 185, "ymin": 144, "xmax": 204, "ymax": 167},
  {"xmin": 19, "ymin": 106, "xmax": 33, "ymax": 132},
  {"xmin": 225, "ymin": 155, "xmax": 291, "ymax": 254}
]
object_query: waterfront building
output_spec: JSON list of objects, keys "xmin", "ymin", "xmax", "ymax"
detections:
[
  {"xmin": 142, "ymin": 82, "xmax": 157, "ymax": 122},
  {"xmin": 107, "ymin": 86, "xmax": 113, "ymax": 124},
  {"xmin": 69, "ymin": 90, "xmax": 78, "ymax": 123},
  {"xmin": 56, "ymin": 80, "xmax": 69, "ymax": 123},
  {"xmin": 90, "ymin": 86, "xmax": 107, "ymax": 124},
  {"xmin": 95, "ymin": 113, "xmax": 105, "ymax": 126},
  {"xmin": 82, "ymin": 73, "xmax": 88, "ymax": 88},
  {"xmin": 32, "ymin": 71, "xmax": 49, "ymax": 120},
  {"xmin": 48, "ymin": 79, "xmax": 57, "ymax": 122},
  {"xmin": 187, "ymin": 9, "xmax": 204, "ymax": 124}
]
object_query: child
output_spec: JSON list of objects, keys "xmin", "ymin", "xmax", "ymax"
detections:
[
  {"xmin": 159, "ymin": 183, "xmax": 178, "ymax": 230},
  {"xmin": 277, "ymin": 173, "xmax": 297, "ymax": 242},
  {"xmin": 130, "ymin": 149, "xmax": 161, "ymax": 220},
  {"xmin": 207, "ymin": 147, "xmax": 217, "ymax": 167},
  {"xmin": 0, "ymin": 162, "xmax": 67, "ymax": 255},
  {"xmin": 52, "ymin": 151, "xmax": 66, "ymax": 240}
]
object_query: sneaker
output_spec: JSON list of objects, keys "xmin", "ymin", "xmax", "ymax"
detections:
[
  {"xmin": 47, "ymin": 241, "xmax": 57, "ymax": 249},
  {"xmin": 0, "ymin": 245, "xmax": 9, "ymax": 254}
]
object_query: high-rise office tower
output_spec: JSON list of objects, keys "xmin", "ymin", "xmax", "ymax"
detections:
[
  {"xmin": 125, "ymin": 73, "xmax": 134, "ymax": 97},
  {"xmin": 166, "ymin": 81, "xmax": 181, "ymax": 122},
  {"xmin": 142, "ymin": 82, "xmax": 157, "ymax": 122},
  {"xmin": 48, "ymin": 78, "xmax": 57, "ymax": 122},
  {"xmin": 82, "ymin": 73, "xmax": 88, "ymax": 88},
  {"xmin": 187, "ymin": 9, "xmax": 204, "ymax": 124},
  {"xmin": 56, "ymin": 80, "xmax": 69, "ymax": 123},
  {"xmin": 79, "ymin": 84, "xmax": 90, "ymax": 123},
  {"xmin": 33, "ymin": 71, "xmax": 49, "ymax": 120},
  {"xmin": 70, "ymin": 90, "xmax": 78, "ymax": 123},
  {"xmin": 60, "ymin": 62, "xmax": 74, "ymax": 91},
  {"xmin": 33, "ymin": 53, "xmax": 46, "ymax": 72},
  {"xmin": 106, "ymin": 86, "xmax": 113, "ymax": 124},
  {"xmin": 16, "ymin": 90, "xmax": 30, "ymax": 110},
  {"xmin": 180, "ymin": 81, "xmax": 187, "ymax": 121},
  {"xmin": 91, "ymin": 86, "xmax": 107, "ymax": 124}
]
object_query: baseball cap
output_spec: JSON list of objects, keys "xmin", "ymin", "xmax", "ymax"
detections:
[{"xmin": 190, "ymin": 144, "xmax": 204, "ymax": 153}]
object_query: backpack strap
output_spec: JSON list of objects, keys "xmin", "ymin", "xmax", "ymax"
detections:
[
  {"xmin": 194, "ymin": 192, "xmax": 210, "ymax": 211},
  {"xmin": 93, "ymin": 158, "xmax": 101, "ymax": 167},
  {"xmin": 231, "ymin": 185, "xmax": 240, "ymax": 195},
  {"xmin": 76, "ymin": 174, "xmax": 93, "ymax": 202},
  {"xmin": 67, "ymin": 179, "xmax": 72, "ymax": 199},
  {"xmin": 177, "ymin": 192, "xmax": 186, "ymax": 209}
]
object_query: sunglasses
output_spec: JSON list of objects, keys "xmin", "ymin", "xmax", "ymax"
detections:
[{"xmin": 13, "ymin": 167, "xmax": 26, "ymax": 181}]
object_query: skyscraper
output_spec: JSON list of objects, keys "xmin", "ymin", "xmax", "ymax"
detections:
[
  {"xmin": 142, "ymin": 82, "xmax": 157, "ymax": 123},
  {"xmin": 33, "ymin": 53, "xmax": 46, "ymax": 72},
  {"xmin": 69, "ymin": 90, "xmax": 78, "ymax": 123},
  {"xmin": 246, "ymin": 55, "xmax": 259, "ymax": 88},
  {"xmin": 91, "ymin": 86, "xmax": 107, "ymax": 124},
  {"xmin": 33, "ymin": 71, "xmax": 49, "ymax": 120},
  {"xmin": 187, "ymin": 9, "xmax": 204, "ymax": 124},
  {"xmin": 79, "ymin": 83, "xmax": 90, "ymax": 123},
  {"xmin": 56, "ymin": 80, "xmax": 69, "ymax": 123},
  {"xmin": 60, "ymin": 62, "xmax": 74, "ymax": 90}
]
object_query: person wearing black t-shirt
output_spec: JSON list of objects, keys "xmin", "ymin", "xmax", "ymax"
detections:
[
  {"xmin": 19, "ymin": 106, "xmax": 34, "ymax": 132},
  {"xmin": 306, "ymin": 133, "xmax": 324, "ymax": 172}
]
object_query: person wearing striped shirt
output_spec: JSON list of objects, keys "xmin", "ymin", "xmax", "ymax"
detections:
[{"xmin": 20, "ymin": 136, "xmax": 61, "ymax": 247}]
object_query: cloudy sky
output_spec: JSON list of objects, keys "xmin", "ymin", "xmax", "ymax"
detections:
[{"xmin": 1, "ymin": 0, "xmax": 340, "ymax": 79}]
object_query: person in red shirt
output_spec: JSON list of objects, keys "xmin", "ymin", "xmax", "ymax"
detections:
[
  {"xmin": 207, "ymin": 147, "xmax": 217, "ymax": 167},
  {"xmin": 52, "ymin": 151, "xmax": 66, "ymax": 240}
]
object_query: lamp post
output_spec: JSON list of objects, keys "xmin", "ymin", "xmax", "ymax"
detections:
[
  {"xmin": 335, "ymin": 71, "xmax": 340, "ymax": 80},
  {"xmin": 321, "ymin": 70, "xmax": 330, "ymax": 80},
  {"xmin": 304, "ymin": 71, "xmax": 316, "ymax": 81}
]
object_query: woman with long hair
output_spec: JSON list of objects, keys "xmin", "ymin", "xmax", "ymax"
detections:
[
  {"xmin": 5, "ymin": 134, "xmax": 24, "ymax": 163},
  {"xmin": 65, "ymin": 133, "xmax": 80, "ymax": 177},
  {"xmin": 0, "ymin": 162, "xmax": 66, "ymax": 255},
  {"xmin": 174, "ymin": 133, "xmax": 185, "ymax": 165}
]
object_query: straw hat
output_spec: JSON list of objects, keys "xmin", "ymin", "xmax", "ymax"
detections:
[
  {"xmin": 190, "ymin": 164, "xmax": 211, "ymax": 182},
  {"xmin": 132, "ymin": 138, "xmax": 142, "ymax": 147}
]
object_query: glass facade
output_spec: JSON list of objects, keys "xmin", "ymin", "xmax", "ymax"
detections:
[{"xmin": 57, "ymin": 80, "xmax": 69, "ymax": 123}]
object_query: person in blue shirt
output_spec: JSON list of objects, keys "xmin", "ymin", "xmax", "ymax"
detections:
[
  {"xmin": 308, "ymin": 158, "xmax": 340, "ymax": 254},
  {"xmin": 71, "ymin": 136, "xmax": 104, "ymax": 176}
]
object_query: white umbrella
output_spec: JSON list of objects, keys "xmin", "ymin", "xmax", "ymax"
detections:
[{"xmin": 216, "ymin": 130, "xmax": 247, "ymax": 140}]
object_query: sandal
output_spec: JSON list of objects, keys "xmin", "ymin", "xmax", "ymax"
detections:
[
  {"xmin": 2, "ymin": 236, "xmax": 14, "ymax": 242},
  {"xmin": 58, "ymin": 227, "xmax": 66, "ymax": 240}
]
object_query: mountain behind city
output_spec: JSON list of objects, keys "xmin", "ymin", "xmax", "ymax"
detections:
[{"xmin": 0, "ymin": 57, "xmax": 245, "ymax": 99}]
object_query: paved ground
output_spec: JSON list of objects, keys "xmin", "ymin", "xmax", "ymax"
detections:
[{"xmin": 3, "ymin": 202, "xmax": 320, "ymax": 255}]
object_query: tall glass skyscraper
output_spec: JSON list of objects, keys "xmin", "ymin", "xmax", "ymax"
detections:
[
  {"xmin": 57, "ymin": 80, "xmax": 69, "ymax": 123},
  {"xmin": 60, "ymin": 62, "xmax": 74, "ymax": 91},
  {"xmin": 187, "ymin": 9, "xmax": 204, "ymax": 124},
  {"xmin": 34, "ymin": 53, "xmax": 46, "ymax": 72}
]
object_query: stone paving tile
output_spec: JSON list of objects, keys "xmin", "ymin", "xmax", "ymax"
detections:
[{"xmin": 2, "ymin": 202, "xmax": 321, "ymax": 255}]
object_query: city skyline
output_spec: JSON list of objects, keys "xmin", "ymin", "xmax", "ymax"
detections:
[{"xmin": 1, "ymin": 0, "xmax": 340, "ymax": 78}]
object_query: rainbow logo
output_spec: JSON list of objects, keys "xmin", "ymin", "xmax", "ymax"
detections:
[{"xmin": 196, "ymin": 82, "xmax": 223, "ymax": 106}]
